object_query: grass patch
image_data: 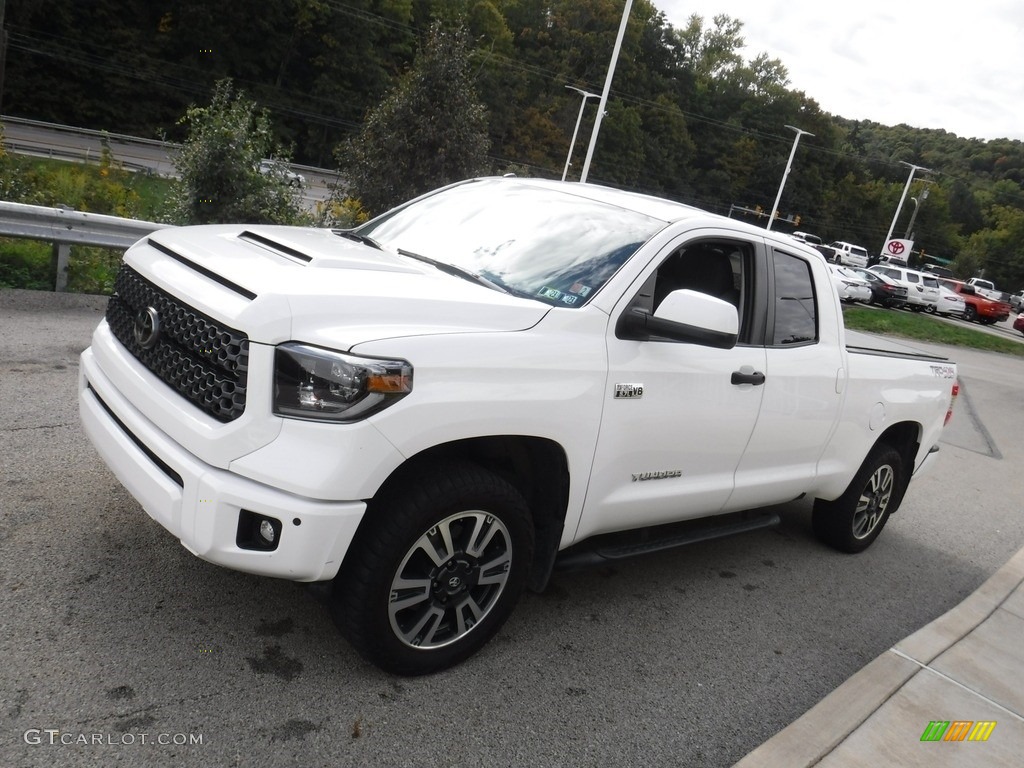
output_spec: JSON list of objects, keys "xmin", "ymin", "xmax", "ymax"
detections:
[
  {"xmin": 21, "ymin": 157, "xmax": 173, "ymax": 221},
  {"xmin": 843, "ymin": 306, "xmax": 1024, "ymax": 357}
]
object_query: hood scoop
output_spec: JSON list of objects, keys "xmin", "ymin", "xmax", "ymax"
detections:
[{"xmin": 238, "ymin": 230, "xmax": 313, "ymax": 264}]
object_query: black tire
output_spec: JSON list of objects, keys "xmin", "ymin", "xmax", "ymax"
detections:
[
  {"xmin": 964, "ymin": 305, "xmax": 977, "ymax": 322},
  {"xmin": 332, "ymin": 461, "xmax": 534, "ymax": 675},
  {"xmin": 812, "ymin": 445, "xmax": 903, "ymax": 553}
]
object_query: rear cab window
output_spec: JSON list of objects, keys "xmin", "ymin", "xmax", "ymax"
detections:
[{"xmin": 770, "ymin": 251, "xmax": 818, "ymax": 346}]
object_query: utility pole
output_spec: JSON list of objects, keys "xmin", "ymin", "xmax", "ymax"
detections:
[
  {"xmin": 766, "ymin": 125, "xmax": 813, "ymax": 231},
  {"xmin": 904, "ymin": 186, "xmax": 930, "ymax": 239},
  {"xmin": 882, "ymin": 162, "xmax": 930, "ymax": 255},
  {"xmin": 579, "ymin": 0, "xmax": 633, "ymax": 184}
]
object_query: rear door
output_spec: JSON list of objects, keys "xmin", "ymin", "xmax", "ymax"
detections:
[{"xmin": 728, "ymin": 246, "xmax": 845, "ymax": 511}]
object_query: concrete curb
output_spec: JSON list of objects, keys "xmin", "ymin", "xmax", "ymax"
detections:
[{"xmin": 735, "ymin": 546, "xmax": 1024, "ymax": 767}]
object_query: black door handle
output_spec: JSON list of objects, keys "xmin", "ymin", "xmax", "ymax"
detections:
[{"xmin": 731, "ymin": 370, "xmax": 766, "ymax": 386}]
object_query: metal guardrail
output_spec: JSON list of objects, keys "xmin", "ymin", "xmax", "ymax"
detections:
[
  {"xmin": 1, "ymin": 114, "xmax": 331, "ymax": 180},
  {"xmin": 0, "ymin": 200, "xmax": 171, "ymax": 291}
]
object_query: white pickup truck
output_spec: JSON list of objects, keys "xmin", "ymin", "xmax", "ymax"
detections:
[{"xmin": 79, "ymin": 177, "xmax": 959, "ymax": 675}]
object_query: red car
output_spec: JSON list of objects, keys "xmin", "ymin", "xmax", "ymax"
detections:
[
  {"xmin": 939, "ymin": 279, "xmax": 1011, "ymax": 324},
  {"xmin": 1014, "ymin": 312, "xmax": 1024, "ymax": 335}
]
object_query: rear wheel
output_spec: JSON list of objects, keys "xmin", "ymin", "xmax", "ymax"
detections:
[
  {"xmin": 332, "ymin": 461, "xmax": 534, "ymax": 675},
  {"xmin": 813, "ymin": 445, "xmax": 903, "ymax": 553}
]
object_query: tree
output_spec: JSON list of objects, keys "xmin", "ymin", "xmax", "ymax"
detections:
[
  {"xmin": 166, "ymin": 79, "xmax": 307, "ymax": 225},
  {"xmin": 336, "ymin": 21, "xmax": 491, "ymax": 215}
]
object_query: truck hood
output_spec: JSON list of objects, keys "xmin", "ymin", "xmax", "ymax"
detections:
[{"xmin": 133, "ymin": 224, "xmax": 552, "ymax": 348}]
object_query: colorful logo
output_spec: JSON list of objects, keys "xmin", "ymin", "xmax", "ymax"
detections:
[{"xmin": 920, "ymin": 721, "xmax": 996, "ymax": 742}]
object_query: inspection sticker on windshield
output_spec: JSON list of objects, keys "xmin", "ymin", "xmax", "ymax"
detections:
[
  {"xmin": 538, "ymin": 286, "xmax": 562, "ymax": 300},
  {"xmin": 570, "ymin": 282, "xmax": 592, "ymax": 297},
  {"xmin": 614, "ymin": 383, "xmax": 644, "ymax": 399}
]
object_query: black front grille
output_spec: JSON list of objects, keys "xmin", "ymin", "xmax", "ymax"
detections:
[{"xmin": 106, "ymin": 266, "xmax": 249, "ymax": 422}]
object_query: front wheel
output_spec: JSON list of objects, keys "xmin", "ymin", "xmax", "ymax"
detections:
[
  {"xmin": 332, "ymin": 461, "xmax": 534, "ymax": 675},
  {"xmin": 964, "ymin": 305, "xmax": 977, "ymax": 322},
  {"xmin": 812, "ymin": 445, "xmax": 904, "ymax": 553}
]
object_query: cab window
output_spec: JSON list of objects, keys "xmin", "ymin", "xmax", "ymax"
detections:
[
  {"xmin": 620, "ymin": 239, "xmax": 756, "ymax": 344},
  {"xmin": 771, "ymin": 251, "xmax": 817, "ymax": 345}
]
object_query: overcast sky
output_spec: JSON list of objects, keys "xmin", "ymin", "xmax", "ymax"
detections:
[{"xmin": 655, "ymin": 0, "xmax": 1024, "ymax": 141}]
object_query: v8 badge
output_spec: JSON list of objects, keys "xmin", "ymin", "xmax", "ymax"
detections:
[{"xmin": 614, "ymin": 383, "xmax": 644, "ymax": 399}]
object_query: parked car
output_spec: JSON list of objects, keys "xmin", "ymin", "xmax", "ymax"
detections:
[
  {"xmin": 1010, "ymin": 291, "xmax": 1024, "ymax": 313},
  {"xmin": 933, "ymin": 283, "xmax": 966, "ymax": 317},
  {"xmin": 850, "ymin": 268, "xmax": 908, "ymax": 308},
  {"xmin": 828, "ymin": 241, "xmax": 870, "ymax": 268},
  {"xmin": 1015, "ymin": 312, "xmax": 1024, "ymax": 335},
  {"xmin": 791, "ymin": 231, "xmax": 823, "ymax": 247},
  {"xmin": 940, "ymin": 279, "xmax": 1012, "ymax": 324},
  {"xmin": 965, "ymin": 277, "xmax": 1000, "ymax": 300},
  {"xmin": 869, "ymin": 265, "xmax": 940, "ymax": 312},
  {"xmin": 259, "ymin": 159, "xmax": 306, "ymax": 188},
  {"xmin": 828, "ymin": 264, "xmax": 872, "ymax": 303},
  {"xmin": 922, "ymin": 264, "xmax": 955, "ymax": 279}
]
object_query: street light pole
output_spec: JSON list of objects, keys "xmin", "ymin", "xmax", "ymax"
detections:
[
  {"xmin": 904, "ymin": 187, "xmax": 929, "ymax": 239},
  {"xmin": 882, "ymin": 162, "xmax": 930, "ymax": 254},
  {"xmin": 579, "ymin": 0, "xmax": 633, "ymax": 184},
  {"xmin": 766, "ymin": 125, "xmax": 813, "ymax": 231},
  {"xmin": 562, "ymin": 86, "xmax": 600, "ymax": 181}
]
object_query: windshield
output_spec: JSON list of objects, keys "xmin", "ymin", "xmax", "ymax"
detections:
[{"xmin": 353, "ymin": 179, "xmax": 667, "ymax": 308}]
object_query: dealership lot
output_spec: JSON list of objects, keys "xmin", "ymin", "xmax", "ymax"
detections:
[{"xmin": 3, "ymin": 289, "xmax": 1024, "ymax": 768}]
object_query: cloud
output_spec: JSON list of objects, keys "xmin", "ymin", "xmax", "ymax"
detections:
[{"xmin": 655, "ymin": 0, "xmax": 1024, "ymax": 140}]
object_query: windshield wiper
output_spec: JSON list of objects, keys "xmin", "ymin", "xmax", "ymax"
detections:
[
  {"xmin": 396, "ymin": 248, "xmax": 509, "ymax": 294},
  {"xmin": 334, "ymin": 230, "xmax": 383, "ymax": 250}
]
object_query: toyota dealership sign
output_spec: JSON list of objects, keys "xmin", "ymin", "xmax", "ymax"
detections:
[{"xmin": 882, "ymin": 238, "xmax": 913, "ymax": 265}]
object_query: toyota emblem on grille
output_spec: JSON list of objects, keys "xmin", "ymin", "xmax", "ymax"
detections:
[{"xmin": 133, "ymin": 306, "xmax": 161, "ymax": 349}]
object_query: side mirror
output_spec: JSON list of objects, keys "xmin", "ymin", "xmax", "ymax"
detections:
[{"xmin": 620, "ymin": 289, "xmax": 738, "ymax": 349}]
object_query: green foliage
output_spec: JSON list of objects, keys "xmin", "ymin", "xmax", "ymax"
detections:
[
  {"xmin": 67, "ymin": 245, "xmax": 125, "ymax": 295},
  {"xmin": 313, "ymin": 197, "xmax": 371, "ymax": 229},
  {"xmin": 961, "ymin": 206, "xmax": 1024, "ymax": 289},
  {"xmin": 337, "ymin": 21, "xmax": 491, "ymax": 215},
  {"xmin": 0, "ymin": 239, "xmax": 52, "ymax": 290},
  {"xmin": 166, "ymin": 79, "xmax": 309, "ymax": 225}
]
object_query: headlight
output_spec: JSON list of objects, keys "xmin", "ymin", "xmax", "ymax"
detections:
[{"xmin": 274, "ymin": 343, "xmax": 412, "ymax": 422}]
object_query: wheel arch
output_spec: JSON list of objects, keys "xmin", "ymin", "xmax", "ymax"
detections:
[
  {"xmin": 358, "ymin": 435, "xmax": 571, "ymax": 593},
  {"xmin": 874, "ymin": 420, "xmax": 921, "ymax": 512}
]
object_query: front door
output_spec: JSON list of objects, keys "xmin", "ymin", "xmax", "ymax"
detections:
[{"xmin": 576, "ymin": 233, "xmax": 768, "ymax": 542}]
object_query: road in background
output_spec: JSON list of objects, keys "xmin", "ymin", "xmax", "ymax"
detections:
[
  {"xmin": 2, "ymin": 288, "xmax": 1024, "ymax": 767},
  {"xmin": 0, "ymin": 115, "xmax": 340, "ymax": 208}
]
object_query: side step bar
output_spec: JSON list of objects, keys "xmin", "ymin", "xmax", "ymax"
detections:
[{"xmin": 554, "ymin": 510, "xmax": 780, "ymax": 573}]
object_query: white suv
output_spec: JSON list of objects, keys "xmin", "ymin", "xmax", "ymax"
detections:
[
  {"xmin": 828, "ymin": 241, "xmax": 870, "ymax": 268},
  {"xmin": 869, "ymin": 265, "xmax": 940, "ymax": 312}
]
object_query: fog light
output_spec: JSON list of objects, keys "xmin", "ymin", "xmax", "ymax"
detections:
[
  {"xmin": 237, "ymin": 510, "xmax": 282, "ymax": 551},
  {"xmin": 259, "ymin": 519, "xmax": 276, "ymax": 544}
]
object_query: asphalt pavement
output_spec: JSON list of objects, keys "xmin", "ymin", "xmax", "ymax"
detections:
[{"xmin": 2, "ymin": 288, "xmax": 1024, "ymax": 768}]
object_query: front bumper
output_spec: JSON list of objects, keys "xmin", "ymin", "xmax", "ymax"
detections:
[{"xmin": 79, "ymin": 347, "xmax": 366, "ymax": 582}]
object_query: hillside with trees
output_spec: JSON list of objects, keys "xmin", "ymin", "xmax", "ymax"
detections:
[{"xmin": 2, "ymin": 0, "xmax": 1023, "ymax": 289}]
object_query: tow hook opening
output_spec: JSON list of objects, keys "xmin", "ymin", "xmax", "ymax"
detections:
[{"xmin": 237, "ymin": 510, "xmax": 282, "ymax": 551}]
